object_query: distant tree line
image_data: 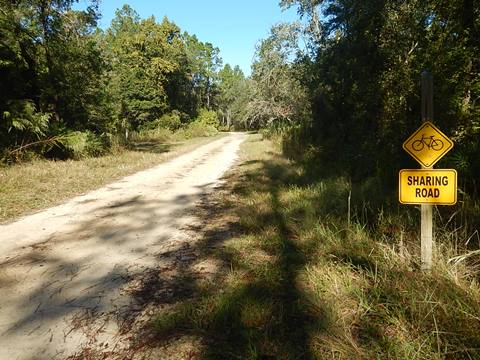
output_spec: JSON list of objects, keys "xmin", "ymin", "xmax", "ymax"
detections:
[{"xmin": 0, "ymin": 1, "xmax": 250, "ymax": 161}]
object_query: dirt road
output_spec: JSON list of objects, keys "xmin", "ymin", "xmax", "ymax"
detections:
[{"xmin": 0, "ymin": 133, "xmax": 246, "ymax": 359}]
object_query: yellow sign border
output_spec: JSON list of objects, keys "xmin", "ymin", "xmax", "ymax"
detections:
[
  {"xmin": 399, "ymin": 169, "xmax": 457, "ymax": 205},
  {"xmin": 402, "ymin": 121, "xmax": 454, "ymax": 167}
]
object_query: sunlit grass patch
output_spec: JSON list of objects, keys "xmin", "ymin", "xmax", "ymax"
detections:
[
  {"xmin": 0, "ymin": 135, "xmax": 224, "ymax": 223},
  {"xmin": 223, "ymin": 268, "xmax": 251, "ymax": 290},
  {"xmin": 299, "ymin": 261, "xmax": 366, "ymax": 328},
  {"xmin": 225, "ymin": 233, "xmax": 277, "ymax": 260},
  {"xmin": 237, "ymin": 191, "xmax": 273, "ymax": 230}
]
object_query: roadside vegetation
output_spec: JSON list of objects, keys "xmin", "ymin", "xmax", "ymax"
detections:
[
  {"xmin": 245, "ymin": 0, "xmax": 480, "ymax": 239},
  {"xmin": 151, "ymin": 134, "xmax": 480, "ymax": 359}
]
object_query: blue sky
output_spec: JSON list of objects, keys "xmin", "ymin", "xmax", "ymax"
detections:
[{"xmin": 76, "ymin": 0, "xmax": 300, "ymax": 76}]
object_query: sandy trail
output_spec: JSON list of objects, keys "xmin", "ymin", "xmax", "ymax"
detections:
[{"xmin": 0, "ymin": 133, "xmax": 245, "ymax": 360}]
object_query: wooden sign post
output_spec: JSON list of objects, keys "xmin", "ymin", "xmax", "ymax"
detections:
[
  {"xmin": 399, "ymin": 71, "xmax": 456, "ymax": 271},
  {"xmin": 421, "ymin": 71, "xmax": 434, "ymax": 270}
]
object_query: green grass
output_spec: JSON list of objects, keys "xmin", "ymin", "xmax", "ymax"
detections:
[
  {"xmin": 0, "ymin": 134, "xmax": 225, "ymax": 223},
  {"xmin": 151, "ymin": 134, "xmax": 480, "ymax": 359}
]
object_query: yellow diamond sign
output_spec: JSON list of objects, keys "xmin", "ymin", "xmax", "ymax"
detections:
[{"xmin": 403, "ymin": 121, "xmax": 453, "ymax": 167}]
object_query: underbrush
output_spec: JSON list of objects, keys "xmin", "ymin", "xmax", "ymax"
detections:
[
  {"xmin": 130, "ymin": 115, "xmax": 219, "ymax": 148},
  {"xmin": 151, "ymin": 134, "xmax": 480, "ymax": 359},
  {"xmin": 2, "ymin": 109, "xmax": 220, "ymax": 164}
]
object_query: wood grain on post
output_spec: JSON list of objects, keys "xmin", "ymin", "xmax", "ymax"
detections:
[
  {"xmin": 421, "ymin": 71, "xmax": 434, "ymax": 270},
  {"xmin": 421, "ymin": 202, "xmax": 433, "ymax": 270}
]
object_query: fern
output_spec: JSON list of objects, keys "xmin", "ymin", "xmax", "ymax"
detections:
[
  {"xmin": 2, "ymin": 100, "xmax": 51, "ymax": 138},
  {"xmin": 61, "ymin": 131, "xmax": 89, "ymax": 155},
  {"xmin": 59, "ymin": 131, "xmax": 107, "ymax": 158},
  {"xmin": 450, "ymin": 152, "xmax": 470, "ymax": 173}
]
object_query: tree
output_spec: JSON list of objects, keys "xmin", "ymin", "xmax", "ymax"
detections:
[
  {"xmin": 218, "ymin": 64, "xmax": 250, "ymax": 129},
  {"xmin": 0, "ymin": 0, "xmax": 110, "ymax": 155},
  {"xmin": 275, "ymin": 0, "xmax": 480, "ymax": 192},
  {"xmin": 184, "ymin": 33, "xmax": 223, "ymax": 110},
  {"xmin": 0, "ymin": 1, "xmax": 236, "ymax": 159},
  {"xmin": 104, "ymin": 7, "xmax": 185, "ymax": 132},
  {"xmin": 245, "ymin": 23, "xmax": 309, "ymax": 129}
]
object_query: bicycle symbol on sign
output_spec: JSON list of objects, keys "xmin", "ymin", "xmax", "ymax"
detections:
[{"xmin": 412, "ymin": 134, "xmax": 444, "ymax": 151}]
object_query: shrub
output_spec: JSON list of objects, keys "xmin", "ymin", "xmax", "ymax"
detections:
[
  {"xmin": 131, "ymin": 127, "xmax": 173, "ymax": 143},
  {"xmin": 196, "ymin": 108, "xmax": 219, "ymax": 128},
  {"xmin": 141, "ymin": 110, "xmax": 188, "ymax": 132},
  {"xmin": 174, "ymin": 121, "xmax": 218, "ymax": 140},
  {"xmin": 217, "ymin": 124, "xmax": 232, "ymax": 132},
  {"xmin": 160, "ymin": 111, "xmax": 182, "ymax": 130},
  {"xmin": 60, "ymin": 130, "xmax": 109, "ymax": 159},
  {"xmin": 1, "ymin": 100, "xmax": 51, "ymax": 139}
]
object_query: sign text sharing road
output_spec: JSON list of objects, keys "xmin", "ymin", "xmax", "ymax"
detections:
[{"xmin": 399, "ymin": 169, "xmax": 457, "ymax": 205}]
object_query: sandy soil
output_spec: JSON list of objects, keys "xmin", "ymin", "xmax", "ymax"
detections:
[{"xmin": 0, "ymin": 133, "xmax": 245, "ymax": 360}]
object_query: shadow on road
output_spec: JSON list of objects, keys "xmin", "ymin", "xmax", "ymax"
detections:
[{"xmin": 0, "ymin": 179, "xmax": 219, "ymax": 359}]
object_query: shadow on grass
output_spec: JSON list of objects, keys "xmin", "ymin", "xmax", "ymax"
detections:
[{"xmin": 147, "ymin": 151, "xmax": 319, "ymax": 359}]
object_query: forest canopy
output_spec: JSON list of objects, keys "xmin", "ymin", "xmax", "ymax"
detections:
[{"xmin": 0, "ymin": 1, "xmax": 249, "ymax": 161}]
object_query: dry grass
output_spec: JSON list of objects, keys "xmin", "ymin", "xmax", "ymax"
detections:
[{"xmin": 0, "ymin": 135, "xmax": 225, "ymax": 223}]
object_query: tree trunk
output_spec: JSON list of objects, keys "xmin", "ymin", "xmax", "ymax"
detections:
[
  {"xmin": 39, "ymin": 0, "xmax": 60, "ymax": 120},
  {"xmin": 206, "ymin": 77, "xmax": 210, "ymax": 108},
  {"xmin": 227, "ymin": 110, "xmax": 231, "ymax": 129}
]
